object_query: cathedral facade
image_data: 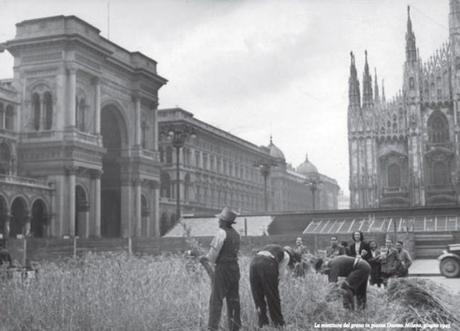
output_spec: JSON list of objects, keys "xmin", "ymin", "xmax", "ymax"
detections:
[{"xmin": 348, "ymin": 1, "xmax": 460, "ymax": 209}]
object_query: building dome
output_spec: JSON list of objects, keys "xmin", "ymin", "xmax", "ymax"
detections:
[
  {"xmin": 297, "ymin": 153, "xmax": 318, "ymax": 175},
  {"xmin": 268, "ymin": 136, "xmax": 285, "ymax": 160}
]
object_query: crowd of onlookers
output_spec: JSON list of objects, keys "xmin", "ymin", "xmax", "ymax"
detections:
[{"xmin": 292, "ymin": 231, "xmax": 413, "ymax": 286}]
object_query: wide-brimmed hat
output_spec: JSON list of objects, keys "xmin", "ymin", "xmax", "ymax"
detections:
[{"xmin": 215, "ymin": 207, "xmax": 239, "ymax": 223}]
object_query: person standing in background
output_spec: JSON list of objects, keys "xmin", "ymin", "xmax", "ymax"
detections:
[
  {"xmin": 395, "ymin": 240, "xmax": 412, "ymax": 277},
  {"xmin": 327, "ymin": 236, "xmax": 345, "ymax": 258},
  {"xmin": 379, "ymin": 240, "xmax": 402, "ymax": 287},
  {"xmin": 368, "ymin": 240, "xmax": 382, "ymax": 287},
  {"xmin": 348, "ymin": 231, "xmax": 372, "ymax": 262}
]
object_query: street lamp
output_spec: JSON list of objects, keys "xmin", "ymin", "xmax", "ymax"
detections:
[
  {"xmin": 165, "ymin": 125, "xmax": 196, "ymax": 222},
  {"xmin": 305, "ymin": 176, "xmax": 323, "ymax": 210},
  {"xmin": 254, "ymin": 159, "xmax": 277, "ymax": 212}
]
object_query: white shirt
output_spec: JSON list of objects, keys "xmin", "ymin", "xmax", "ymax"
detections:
[
  {"xmin": 278, "ymin": 251, "xmax": 290, "ymax": 279},
  {"xmin": 256, "ymin": 250, "xmax": 290, "ymax": 279},
  {"xmin": 354, "ymin": 242, "xmax": 361, "ymax": 257},
  {"xmin": 206, "ymin": 228, "xmax": 227, "ymax": 264}
]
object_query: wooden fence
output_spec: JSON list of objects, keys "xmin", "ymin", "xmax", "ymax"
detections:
[{"xmin": 4, "ymin": 231, "xmax": 421, "ymax": 265}]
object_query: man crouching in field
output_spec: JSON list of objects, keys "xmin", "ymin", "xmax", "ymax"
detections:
[
  {"xmin": 325, "ymin": 255, "xmax": 371, "ymax": 310},
  {"xmin": 249, "ymin": 244, "xmax": 294, "ymax": 328},
  {"xmin": 200, "ymin": 207, "xmax": 241, "ymax": 331}
]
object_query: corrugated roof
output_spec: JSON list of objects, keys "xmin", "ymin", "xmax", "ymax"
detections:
[{"xmin": 164, "ymin": 215, "xmax": 274, "ymax": 237}]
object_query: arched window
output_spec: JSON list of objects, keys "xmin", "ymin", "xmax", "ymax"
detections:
[
  {"xmin": 195, "ymin": 151, "xmax": 200, "ymax": 167},
  {"xmin": 141, "ymin": 194, "xmax": 148, "ymax": 235},
  {"xmin": 166, "ymin": 147, "xmax": 173, "ymax": 164},
  {"xmin": 388, "ymin": 163, "xmax": 401, "ymax": 187},
  {"xmin": 0, "ymin": 143, "xmax": 11, "ymax": 174},
  {"xmin": 5, "ymin": 105, "xmax": 14, "ymax": 130},
  {"xmin": 409, "ymin": 77, "xmax": 415, "ymax": 89},
  {"xmin": 31, "ymin": 199, "xmax": 47, "ymax": 238},
  {"xmin": 32, "ymin": 93, "xmax": 41, "ymax": 131},
  {"xmin": 433, "ymin": 161, "xmax": 449, "ymax": 186},
  {"xmin": 141, "ymin": 121, "xmax": 148, "ymax": 149},
  {"xmin": 0, "ymin": 103, "xmax": 4, "ymax": 129},
  {"xmin": 184, "ymin": 173, "xmax": 191, "ymax": 201},
  {"xmin": 76, "ymin": 96, "xmax": 86, "ymax": 131},
  {"xmin": 44, "ymin": 92, "xmax": 53, "ymax": 130},
  {"xmin": 428, "ymin": 112, "xmax": 449, "ymax": 143},
  {"xmin": 141, "ymin": 195, "xmax": 149, "ymax": 217},
  {"xmin": 76, "ymin": 186, "xmax": 88, "ymax": 212},
  {"xmin": 160, "ymin": 172, "xmax": 171, "ymax": 198}
]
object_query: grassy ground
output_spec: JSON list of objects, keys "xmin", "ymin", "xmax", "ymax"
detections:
[{"xmin": 0, "ymin": 253, "xmax": 458, "ymax": 331}]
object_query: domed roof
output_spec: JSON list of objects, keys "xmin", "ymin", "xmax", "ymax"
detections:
[
  {"xmin": 297, "ymin": 153, "xmax": 318, "ymax": 175},
  {"xmin": 268, "ymin": 136, "xmax": 285, "ymax": 160}
]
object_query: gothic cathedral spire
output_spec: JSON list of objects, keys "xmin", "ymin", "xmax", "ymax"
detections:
[
  {"xmin": 362, "ymin": 50, "xmax": 373, "ymax": 108},
  {"xmin": 348, "ymin": 51, "xmax": 361, "ymax": 108},
  {"xmin": 374, "ymin": 68, "xmax": 380, "ymax": 104},
  {"xmin": 381, "ymin": 79, "xmax": 386, "ymax": 103},
  {"xmin": 406, "ymin": 6, "xmax": 417, "ymax": 63}
]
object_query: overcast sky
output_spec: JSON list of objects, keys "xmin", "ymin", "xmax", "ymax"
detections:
[{"xmin": 0, "ymin": 0, "xmax": 450, "ymax": 195}]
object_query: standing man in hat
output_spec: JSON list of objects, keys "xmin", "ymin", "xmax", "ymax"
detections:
[
  {"xmin": 200, "ymin": 206, "xmax": 241, "ymax": 331},
  {"xmin": 249, "ymin": 244, "xmax": 294, "ymax": 328}
]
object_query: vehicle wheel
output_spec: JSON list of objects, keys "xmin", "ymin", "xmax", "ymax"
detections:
[{"xmin": 440, "ymin": 257, "xmax": 460, "ymax": 278}]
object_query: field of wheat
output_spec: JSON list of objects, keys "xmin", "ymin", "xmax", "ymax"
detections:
[{"xmin": 0, "ymin": 252, "xmax": 458, "ymax": 331}]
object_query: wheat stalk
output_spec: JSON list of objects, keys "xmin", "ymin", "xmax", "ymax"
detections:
[{"xmin": 180, "ymin": 221, "xmax": 214, "ymax": 280}]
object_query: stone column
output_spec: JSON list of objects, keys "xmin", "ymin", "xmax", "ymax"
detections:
[
  {"xmin": 0, "ymin": 109, "xmax": 4, "ymax": 129},
  {"xmin": 152, "ymin": 100, "xmax": 159, "ymax": 151},
  {"xmin": 133, "ymin": 96, "xmax": 142, "ymax": 147},
  {"xmin": 56, "ymin": 68, "xmax": 66, "ymax": 130},
  {"xmin": 66, "ymin": 166, "xmax": 77, "ymax": 236},
  {"xmin": 93, "ymin": 77, "xmax": 101, "ymax": 135},
  {"xmin": 153, "ymin": 185, "xmax": 160, "ymax": 238},
  {"xmin": 134, "ymin": 177, "xmax": 142, "ymax": 237},
  {"xmin": 67, "ymin": 68, "xmax": 77, "ymax": 128},
  {"xmin": 90, "ymin": 170, "xmax": 102, "ymax": 237},
  {"xmin": 23, "ymin": 211, "xmax": 31, "ymax": 237},
  {"xmin": 121, "ymin": 176, "xmax": 133, "ymax": 238}
]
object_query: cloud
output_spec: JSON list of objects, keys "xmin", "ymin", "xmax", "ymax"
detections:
[{"xmin": 0, "ymin": 0, "xmax": 451, "ymax": 193}]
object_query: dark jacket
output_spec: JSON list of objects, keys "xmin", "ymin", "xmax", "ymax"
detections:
[
  {"xmin": 348, "ymin": 241, "xmax": 372, "ymax": 261},
  {"xmin": 327, "ymin": 255, "xmax": 371, "ymax": 283},
  {"xmin": 327, "ymin": 245, "xmax": 346, "ymax": 258}
]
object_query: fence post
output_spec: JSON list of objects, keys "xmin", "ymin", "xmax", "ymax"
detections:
[
  {"xmin": 73, "ymin": 236, "xmax": 77, "ymax": 259},
  {"xmin": 23, "ymin": 237, "xmax": 27, "ymax": 267},
  {"xmin": 128, "ymin": 237, "xmax": 132, "ymax": 256}
]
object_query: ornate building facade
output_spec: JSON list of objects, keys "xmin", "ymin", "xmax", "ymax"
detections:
[
  {"xmin": 348, "ymin": 1, "xmax": 460, "ymax": 209},
  {"xmin": 0, "ymin": 16, "xmax": 166, "ymax": 238},
  {"xmin": 158, "ymin": 108, "xmax": 339, "ymax": 233}
]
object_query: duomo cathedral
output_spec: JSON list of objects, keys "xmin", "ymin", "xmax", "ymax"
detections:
[{"xmin": 348, "ymin": 1, "xmax": 460, "ymax": 209}]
